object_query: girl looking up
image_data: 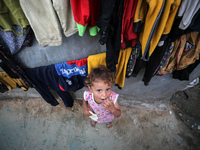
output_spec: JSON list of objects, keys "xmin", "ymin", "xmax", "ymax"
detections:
[{"xmin": 83, "ymin": 65, "xmax": 121, "ymax": 128}]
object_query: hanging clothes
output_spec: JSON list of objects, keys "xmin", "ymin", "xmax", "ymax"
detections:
[
  {"xmin": 19, "ymin": 0, "xmax": 62, "ymax": 47},
  {"xmin": 126, "ymin": 42, "xmax": 141, "ymax": 78},
  {"xmin": 70, "ymin": 0, "xmax": 100, "ymax": 36},
  {"xmin": 120, "ymin": 0, "xmax": 138, "ymax": 49},
  {"xmin": 153, "ymin": 42, "xmax": 174, "ymax": 76},
  {"xmin": 178, "ymin": 1, "xmax": 200, "ymax": 30},
  {"xmin": 169, "ymin": 7, "xmax": 200, "ymax": 41},
  {"xmin": 142, "ymin": 38, "xmax": 173, "ymax": 85},
  {"xmin": 52, "ymin": 0, "xmax": 78, "ymax": 37},
  {"xmin": 0, "ymin": 25, "xmax": 32, "ymax": 56},
  {"xmin": 0, "ymin": 43, "xmax": 34, "ymax": 88},
  {"xmin": 134, "ymin": 0, "xmax": 181, "ymax": 61},
  {"xmin": 25, "ymin": 58, "xmax": 87, "ymax": 107},
  {"xmin": 97, "ymin": 0, "xmax": 124, "ymax": 72},
  {"xmin": 0, "ymin": 72, "xmax": 29, "ymax": 91},
  {"xmin": 159, "ymin": 32, "xmax": 200, "ymax": 75},
  {"xmin": 172, "ymin": 59, "xmax": 200, "ymax": 81},
  {"xmin": 0, "ymin": 0, "xmax": 29, "ymax": 36},
  {"xmin": 131, "ymin": 38, "xmax": 173, "ymax": 85},
  {"xmin": 20, "ymin": 0, "xmax": 77, "ymax": 47},
  {"xmin": 0, "ymin": 81, "xmax": 8, "ymax": 93},
  {"xmin": 87, "ymin": 47, "xmax": 132, "ymax": 88}
]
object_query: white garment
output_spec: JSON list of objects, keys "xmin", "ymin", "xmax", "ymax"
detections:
[
  {"xmin": 20, "ymin": 0, "xmax": 78, "ymax": 47},
  {"xmin": 52, "ymin": 0, "xmax": 77, "ymax": 37},
  {"xmin": 20, "ymin": 0, "xmax": 62, "ymax": 47},
  {"xmin": 179, "ymin": 1, "xmax": 200, "ymax": 30},
  {"xmin": 177, "ymin": 0, "xmax": 190, "ymax": 17}
]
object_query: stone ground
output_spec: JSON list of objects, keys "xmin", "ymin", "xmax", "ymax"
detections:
[{"xmin": 0, "ymin": 84, "xmax": 200, "ymax": 150}]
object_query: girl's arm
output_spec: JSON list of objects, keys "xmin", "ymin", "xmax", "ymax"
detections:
[
  {"xmin": 103, "ymin": 99, "xmax": 121, "ymax": 118},
  {"xmin": 83, "ymin": 100, "xmax": 91, "ymax": 116},
  {"xmin": 111, "ymin": 101, "xmax": 121, "ymax": 118}
]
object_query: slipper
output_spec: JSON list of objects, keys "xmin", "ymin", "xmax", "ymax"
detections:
[{"xmin": 89, "ymin": 111, "xmax": 98, "ymax": 121}]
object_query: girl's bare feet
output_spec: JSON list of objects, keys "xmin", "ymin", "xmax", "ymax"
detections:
[
  {"xmin": 106, "ymin": 122, "xmax": 112, "ymax": 128},
  {"xmin": 90, "ymin": 120, "xmax": 96, "ymax": 127}
]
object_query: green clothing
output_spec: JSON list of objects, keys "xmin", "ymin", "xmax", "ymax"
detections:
[{"xmin": 0, "ymin": 0, "xmax": 29, "ymax": 36}]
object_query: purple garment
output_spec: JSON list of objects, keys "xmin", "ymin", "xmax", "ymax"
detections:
[{"xmin": 0, "ymin": 25, "xmax": 32, "ymax": 55}]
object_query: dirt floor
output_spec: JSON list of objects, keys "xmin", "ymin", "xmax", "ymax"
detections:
[{"xmin": 0, "ymin": 85, "xmax": 200, "ymax": 150}]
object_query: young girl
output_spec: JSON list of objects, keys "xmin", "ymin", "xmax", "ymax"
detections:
[{"xmin": 83, "ymin": 65, "xmax": 121, "ymax": 128}]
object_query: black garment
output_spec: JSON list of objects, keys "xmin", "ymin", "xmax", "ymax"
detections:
[
  {"xmin": 169, "ymin": 9, "xmax": 200, "ymax": 41},
  {"xmin": 172, "ymin": 59, "xmax": 200, "ymax": 81},
  {"xmin": 0, "ymin": 43, "xmax": 34, "ymax": 88},
  {"xmin": 97, "ymin": 0, "xmax": 124, "ymax": 72},
  {"xmin": 0, "ymin": 81, "xmax": 8, "ymax": 93},
  {"xmin": 142, "ymin": 39, "xmax": 172, "ymax": 85},
  {"xmin": 132, "ymin": 50, "xmax": 145, "ymax": 77},
  {"xmin": 132, "ymin": 39, "xmax": 172, "ymax": 86},
  {"xmin": 25, "ymin": 65, "xmax": 85, "ymax": 107}
]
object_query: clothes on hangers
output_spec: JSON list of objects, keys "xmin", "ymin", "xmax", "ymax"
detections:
[
  {"xmin": 134, "ymin": 0, "xmax": 181, "ymax": 61},
  {"xmin": 97, "ymin": 0, "xmax": 124, "ymax": 72},
  {"xmin": 120, "ymin": 0, "xmax": 138, "ymax": 49},
  {"xmin": 172, "ymin": 59, "xmax": 200, "ymax": 81},
  {"xmin": 0, "ymin": 81, "xmax": 8, "ymax": 93},
  {"xmin": 87, "ymin": 47, "xmax": 132, "ymax": 88},
  {"xmin": 70, "ymin": 0, "xmax": 100, "ymax": 36},
  {"xmin": 25, "ymin": 58, "xmax": 87, "ymax": 107},
  {"xmin": 131, "ymin": 38, "xmax": 173, "ymax": 85},
  {"xmin": 19, "ymin": 0, "xmax": 62, "ymax": 47},
  {"xmin": 178, "ymin": 1, "xmax": 200, "ymax": 30},
  {"xmin": 159, "ymin": 32, "xmax": 200, "ymax": 75},
  {"xmin": 0, "ymin": 71, "xmax": 29, "ymax": 91},
  {"xmin": 0, "ymin": 0, "xmax": 29, "ymax": 36},
  {"xmin": 53, "ymin": 0, "xmax": 78, "ymax": 37},
  {"xmin": 0, "ymin": 25, "xmax": 32, "ymax": 56},
  {"xmin": 0, "ymin": 43, "xmax": 34, "ymax": 88},
  {"xmin": 153, "ymin": 42, "xmax": 174, "ymax": 76},
  {"xmin": 20, "ymin": 0, "xmax": 78, "ymax": 47},
  {"xmin": 126, "ymin": 42, "xmax": 141, "ymax": 78},
  {"xmin": 169, "ymin": 7, "xmax": 200, "ymax": 41}
]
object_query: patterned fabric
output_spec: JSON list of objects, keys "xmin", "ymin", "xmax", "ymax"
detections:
[
  {"xmin": 126, "ymin": 42, "xmax": 141, "ymax": 77},
  {"xmin": 0, "ymin": 43, "xmax": 34, "ymax": 88},
  {"xmin": 84, "ymin": 90, "xmax": 119, "ymax": 123},
  {"xmin": 0, "ymin": 25, "xmax": 32, "ymax": 55},
  {"xmin": 153, "ymin": 42, "xmax": 174, "ymax": 76}
]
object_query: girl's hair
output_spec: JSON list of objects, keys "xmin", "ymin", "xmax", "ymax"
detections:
[{"xmin": 85, "ymin": 65, "xmax": 115, "ymax": 87}]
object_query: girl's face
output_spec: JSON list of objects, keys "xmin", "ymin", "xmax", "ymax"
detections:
[{"xmin": 89, "ymin": 80, "xmax": 112, "ymax": 104}]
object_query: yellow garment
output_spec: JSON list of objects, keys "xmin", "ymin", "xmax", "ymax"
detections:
[
  {"xmin": 134, "ymin": 0, "xmax": 181, "ymax": 59},
  {"xmin": 87, "ymin": 53, "xmax": 106, "ymax": 74},
  {"xmin": 134, "ymin": 0, "xmax": 148, "ymax": 25},
  {"xmin": 151, "ymin": 0, "xmax": 181, "ymax": 51},
  {"xmin": 161, "ymin": 0, "xmax": 181, "ymax": 36},
  {"xmin": 0, "ymin": 72, "xmax": 29, "ymax": 91},
  {"xmin": 87, "ymin": 47, "xmax": 132, "ymax": 88},
  {"xmin": 159, "ymin": 32, "xmax": 200, "ymax": 75}
]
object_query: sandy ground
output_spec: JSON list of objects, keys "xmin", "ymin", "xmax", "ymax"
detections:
[{"xmin": 0, "ymin": 92, "xmax": 200, "ymax": 150}]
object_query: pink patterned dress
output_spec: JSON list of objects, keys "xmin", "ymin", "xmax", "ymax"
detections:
[{"xmin": 84, "ymin": 90, "xmax": 119, "ymax": 123}]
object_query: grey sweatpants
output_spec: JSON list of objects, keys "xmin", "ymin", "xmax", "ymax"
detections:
[{"xmin": 19, "ymin": 0, "xmax": 77, "ymax": 47}]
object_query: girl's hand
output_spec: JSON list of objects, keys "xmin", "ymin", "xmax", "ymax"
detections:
[
  {"xmin": 84, "ymin": 107, "xmax": 92, "ymax": 116},
  {"xmin": 103, "ymin": 99, "xmax": 115, "ymax": 112}
]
